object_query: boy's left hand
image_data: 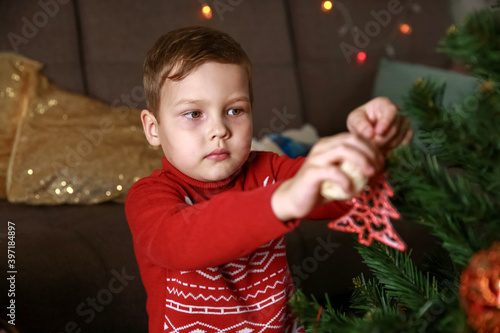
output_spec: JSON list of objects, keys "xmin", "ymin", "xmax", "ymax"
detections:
[{"xmin": 346, "ymin": 97, "xmax": 413, "ymax": 153}]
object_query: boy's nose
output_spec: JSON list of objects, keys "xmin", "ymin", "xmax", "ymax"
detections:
[{"xmin": 208, "ymin": 117, "xmax": 230, "ymax": 140}]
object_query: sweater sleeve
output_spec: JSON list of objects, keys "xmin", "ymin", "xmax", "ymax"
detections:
[
  {"xmin": 125, "ymin": 174, "xmax": 298, "ymax": 271},
  {"xmin": 270, "ymin": 152, "xmax": 353, "ymax": 220}
]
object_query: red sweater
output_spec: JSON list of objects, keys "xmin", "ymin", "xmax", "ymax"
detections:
[{"xmin": 125, "ymin": 151, "xmax": 350, "ymax": 332}]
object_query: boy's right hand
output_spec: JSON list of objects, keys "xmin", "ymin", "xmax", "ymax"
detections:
[{"xmin": 271, "ymin": 133, "xmax": 385, "ymax": 221}]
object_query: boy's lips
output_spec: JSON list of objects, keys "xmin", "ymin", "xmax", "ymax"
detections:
[{"xmin": 205, "ymin": 148, "xmax": 230, "ymax": 161}]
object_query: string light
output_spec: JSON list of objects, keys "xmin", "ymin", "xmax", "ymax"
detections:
[
  {"xmin": 399, "ymin": 23, "xmax": 412, "ymax": 34},
  {"xmin": 356, "ymin": 52, "xmax": 367, "ymax": 65},
  {"xmin": 202, "ymin": 5, "xmax": 212, "ymax": 19},
  {"xmin": 322, "ymin": 1, "xmax": 333, "ymax": 12},
  {"xmin": 322, "ymin": 1, "xmax": 421, "ymax": 59}
]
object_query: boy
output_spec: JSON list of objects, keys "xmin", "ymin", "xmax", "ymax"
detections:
[{"xmin": 125, "ymin": 26, "xmax": 412, "ymax": 332}]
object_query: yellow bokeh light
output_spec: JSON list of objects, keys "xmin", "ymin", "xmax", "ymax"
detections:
[
  {"xmin": 322, "ymin": 1, "xmax": 333, "ymax": 11},
  {"xmin": 202, "ymin": 5, "xmax": 212, "ymax": 19}
]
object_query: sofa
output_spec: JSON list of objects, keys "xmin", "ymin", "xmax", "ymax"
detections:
[{"xmin": 0, "ymin": 1, "xmax": 454, "ymax": 332}]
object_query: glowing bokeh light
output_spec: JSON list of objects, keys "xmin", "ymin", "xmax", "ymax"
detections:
[
  {"xmin": 356, "ymin": 52, "xmax": 367, "ymax": 64},
  {"xmin": 202, "ymin": 5, "xmax": 212, "ymax": 19},
  {"xmin": 322, "ymin": 1, "xmax": 333, "ymax": 11},
  {"xmin": 400, "ymin": 23, "xmax": 412, "ymax": 34}
]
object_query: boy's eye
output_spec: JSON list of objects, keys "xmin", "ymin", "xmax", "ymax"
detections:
[
  {"xmin": 228, "ymin": 108, "xmax": 243, "ymax": 116},
  {"xmin": 185, "ymin": 111, "xmax": 202, "ymax": 119}
]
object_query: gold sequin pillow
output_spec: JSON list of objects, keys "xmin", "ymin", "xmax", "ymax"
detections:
[
  {"xmin": 6, "ymin": 68, "xmax": 163, "ymax": 204},
  {"xmin": 0, "ymin": 53, "xmax": 42, "ymax": 199}
]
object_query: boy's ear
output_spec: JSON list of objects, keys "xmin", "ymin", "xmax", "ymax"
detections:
[{"xmin": 141, "ymin": 109, "xmax": 161, "ymax": 147}]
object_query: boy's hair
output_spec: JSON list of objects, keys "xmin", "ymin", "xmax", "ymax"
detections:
[{"xmin": 143, "ymin": 26, "xmax": 253, "ymax": 120}]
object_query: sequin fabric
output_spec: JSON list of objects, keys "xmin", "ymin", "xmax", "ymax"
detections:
[
  {"xmin": 0, "ymin": 53, "xmax": 42, "ymax": 199},
  {"xmin": 5, "ymin": 54, "xmax": 163, "ymax": 204}
]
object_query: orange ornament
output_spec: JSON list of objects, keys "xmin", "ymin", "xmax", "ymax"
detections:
[{"xmin": 460, "ymin": 242, "xmax": 500, "ymax": 333}]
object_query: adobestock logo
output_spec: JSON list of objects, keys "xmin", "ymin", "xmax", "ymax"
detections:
[
  {"xmin": 339, "ymin": 0, "xmax": 409, "ymax": 63},
  {"xmin": 291, "ymin": 234, "xmax": 340, "ymax": 290},
  {"xmin": 256, "ymin": 105, "xmax": 297, "ymax": 140},
  {"xmin": 110, "ymin": 85, "xmax": 146, "ymax": 120},
  {"xmin": 399, "ymin": 281, "xmax": 458, "ymax": 333},
  {"xmin": 7, "ymin": 0, "xmax": 71, "ymax": 52},
  {"xmin": 198, "ymin": 0, "xmax": 244, "ymax": 21},
  {"xmin": 49, "ymin": 267, "xmax": 136, "ymax": 333}
]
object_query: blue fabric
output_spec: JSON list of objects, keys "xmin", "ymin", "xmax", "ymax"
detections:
[{"xmin": 269, "ymin": 133, "xmax": 312, "ymax": 158}]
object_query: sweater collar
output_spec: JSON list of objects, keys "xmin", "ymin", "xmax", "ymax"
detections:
[{"xmin": 161, "ymin": 156, "xmax": 238, "ymax": 189}]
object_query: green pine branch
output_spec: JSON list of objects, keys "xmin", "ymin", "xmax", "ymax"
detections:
[
  {"xmin": 350, "ymin": 274, "xmax": 396, "ymax": 314},
  {"xmin": 355, "ymin": 242, "xmax": 441, "ymax": 312},
  {"xmin": 386, "ymin": 71, "xmax": 500, "ymax": 265},
  {"xmin": 291, "ymin": 6, "xmax": 500, "ymax": 332},
  {"xmin": 290, "ymin": 290, "xmax": 362, "ymax": 332},
  {"xmin": 290, "ymin": 289, "xmax": 411, "ymax": 333},
  {"xmin": 438, "ymin": 8, "xmax": 500, "ymax": 82},
  {"xmin": 354, "ymin": 242, "xmax": 470, "ymax": 332}
]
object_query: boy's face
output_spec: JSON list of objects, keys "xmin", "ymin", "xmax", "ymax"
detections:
[{"xmin": 141, "ymin": 62, "xmax": 253, "ymax": 182}]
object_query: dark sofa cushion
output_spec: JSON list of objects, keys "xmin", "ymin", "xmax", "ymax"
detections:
[
  {"xmin": 0, "ymin": 0, "xmax": 85, "ymax": 94},
  {"xmin": 0, "ymin": 200, "xmax": 147, "ymax": 333}
]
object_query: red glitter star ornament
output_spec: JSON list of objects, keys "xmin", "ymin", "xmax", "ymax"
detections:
[{"xmin": 328, "ymin": 173, "xmax": 407, "ymax": 251}]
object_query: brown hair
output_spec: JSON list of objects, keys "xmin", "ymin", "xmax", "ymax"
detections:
[{"xmin": 143, "ymin": 26, "xmax": 253, "ymax": 120}]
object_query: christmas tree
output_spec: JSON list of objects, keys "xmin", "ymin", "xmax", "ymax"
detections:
[{"xmin": 291, "ymin": 5, "xmax": 500, "ymax": 333}]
